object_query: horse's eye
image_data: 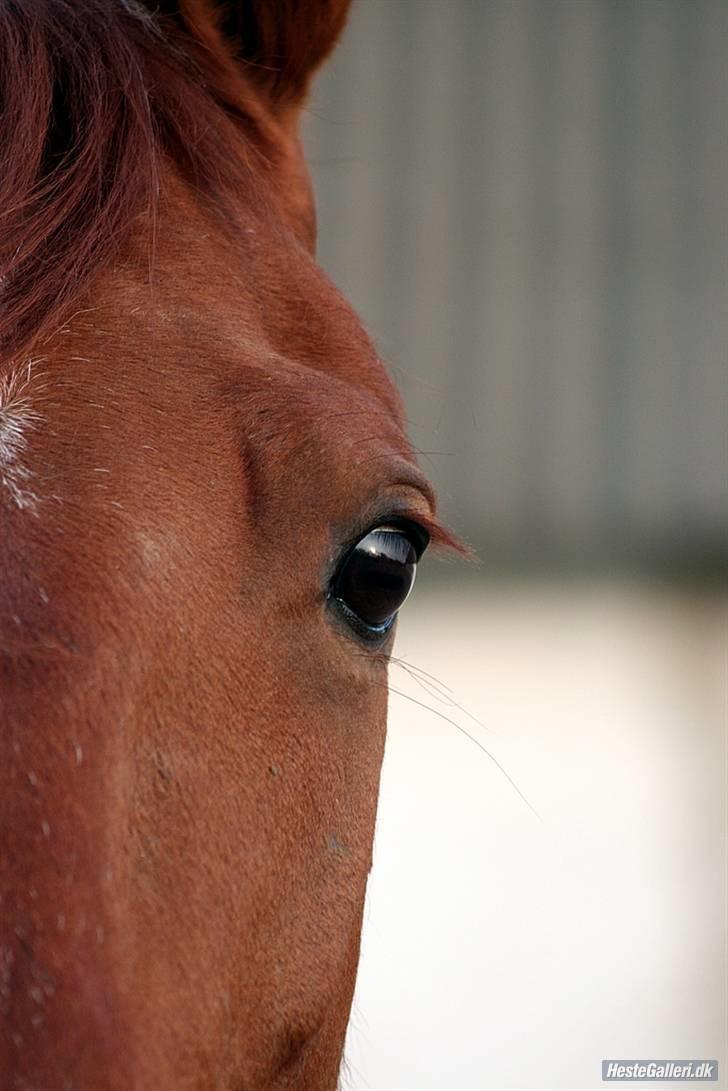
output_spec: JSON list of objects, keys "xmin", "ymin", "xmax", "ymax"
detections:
[{"xmin": 332, "ymin": 523, "xmax": 428, "ymax": 638}]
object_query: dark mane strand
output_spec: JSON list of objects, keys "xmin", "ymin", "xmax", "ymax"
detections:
[{"xmin": 0, "ymin": 1, "xmax": 259, "ymax": 358}]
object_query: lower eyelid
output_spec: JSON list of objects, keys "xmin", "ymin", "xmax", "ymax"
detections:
[{"xmin": 328, "ymin": 595, "xmax": 396, "ymax": 644}]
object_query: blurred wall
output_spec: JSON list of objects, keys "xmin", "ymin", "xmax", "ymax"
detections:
[
  {"xmin": 303, "ymin": 0, "xmax": 727, "ymax": 575},
  {"xmin": 342, "ymin": 585, "xmax": 726, "ymax": 1090}
]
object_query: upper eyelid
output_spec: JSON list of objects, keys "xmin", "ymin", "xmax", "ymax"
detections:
[
  {"xmin": 409, "ymin": 511, "xmax": 468, "ymax": 556},
  {"xmin": 377, "ymin": 498, "xmax": 465, "ymax": 557},
  {"xmin": 370, "ymin": 469, "xmax": 464, "ymax": 555},
  {"xmin": 331, "ymin": 509, "xmax": 414, "ymax": 562},
  {"xmin": 366, "ymin": 516, "xmax": 430, "ymax": 558}
]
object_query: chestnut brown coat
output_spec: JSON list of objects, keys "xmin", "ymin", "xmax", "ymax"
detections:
[{"xmin": 0, "ymin": 3, "xmax": 452, "ymax": 1088}]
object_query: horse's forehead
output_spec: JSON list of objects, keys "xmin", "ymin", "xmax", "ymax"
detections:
[
  {"xmin": 0, "ymin": 277, "xmax": 418, "ymax": 591},
  {"xmin": 62, "ymin": 204, "xmax": 409, "ymax": 461},
  {"xmin": 91, "ymin": 185, "xmax": 403, "ymax": 424},
  {"xmin": 0, "ymin": 189, "xmax": 421, "ymax": 599}
]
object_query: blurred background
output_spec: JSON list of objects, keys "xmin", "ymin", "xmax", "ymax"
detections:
[{"xmin": 303, "ymin": 1, "xmax": 726, "ymax": 1089}]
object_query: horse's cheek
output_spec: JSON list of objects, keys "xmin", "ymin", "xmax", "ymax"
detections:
[{"xmin": 101, "ymin": 623, "xmax": 388, "ymax": 1080}]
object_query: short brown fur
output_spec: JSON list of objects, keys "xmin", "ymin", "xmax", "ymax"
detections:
[{"xmin": 0, "ymin": 3, "xmax": 449, "ymax": 1089}]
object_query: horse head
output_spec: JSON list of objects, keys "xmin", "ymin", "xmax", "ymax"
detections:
[{"xmin": 0, "ymin": 3, "xmax": 453, "ymax": 1086}]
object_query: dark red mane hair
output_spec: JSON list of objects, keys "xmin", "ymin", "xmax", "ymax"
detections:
[{"xmin": 0, "ymin": 0, "xmax": 348, "ymax": 358}]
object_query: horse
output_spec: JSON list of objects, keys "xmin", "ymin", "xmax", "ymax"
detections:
[{"xmin": 0, "ymin": 2, "xmax": 458, "ymax": 1087}]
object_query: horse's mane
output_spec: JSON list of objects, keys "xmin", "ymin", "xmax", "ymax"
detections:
[{"xmin": 0, "ymin": 1, "xmax": 260, "ymax": 358}]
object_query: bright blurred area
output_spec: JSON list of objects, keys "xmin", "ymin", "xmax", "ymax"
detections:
[{"xmin": 303, "ymin": 1, "xmax": 727, "ymax": 1088}]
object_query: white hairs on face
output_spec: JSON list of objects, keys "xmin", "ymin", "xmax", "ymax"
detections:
[{"xmin": 0, "ymin": 361, "xmax": 44, "ymax": 514}]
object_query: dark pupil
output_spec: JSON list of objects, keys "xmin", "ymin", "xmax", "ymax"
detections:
[{"xmin": 335, "ymin": 528, "xmax": 418, "ymax": 628}]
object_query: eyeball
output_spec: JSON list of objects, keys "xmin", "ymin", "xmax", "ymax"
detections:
[{"xmin": 332, "ymin": 523, "xmax": 428, "ymax": 638}]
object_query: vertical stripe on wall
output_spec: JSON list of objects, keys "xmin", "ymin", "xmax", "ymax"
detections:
[{"xmin": 303, "ymin": 0, "xmax": 728, "ymax": 570}]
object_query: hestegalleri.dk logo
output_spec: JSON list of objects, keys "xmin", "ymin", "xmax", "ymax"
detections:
[{"xmin": 602, "ymin": 1060, "xmax": 718, "ymax": 1082}]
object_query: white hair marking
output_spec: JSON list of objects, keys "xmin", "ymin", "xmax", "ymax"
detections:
[{"xmin": 0, "ymin": 360, "xmax": 44, "ymax": 514}]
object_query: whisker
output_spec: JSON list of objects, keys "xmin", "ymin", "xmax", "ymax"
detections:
[
  {"xmin": 391, "ymin": 658, "xmax": 453, "ymax": 700},
  {"xmin": 378, "ymin": 679, "xmax": 541, "ymax": 821},
  {"xmin": 389, "ymin": 657, "xmax": 500, "ymax": 738},
  {"xmin": 390, "ymin": 656, "xmax": 455, "ymax": 692},
  {"xmin": 322, "ymin": 409, "xmax": 398, "ymax": 422}
]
